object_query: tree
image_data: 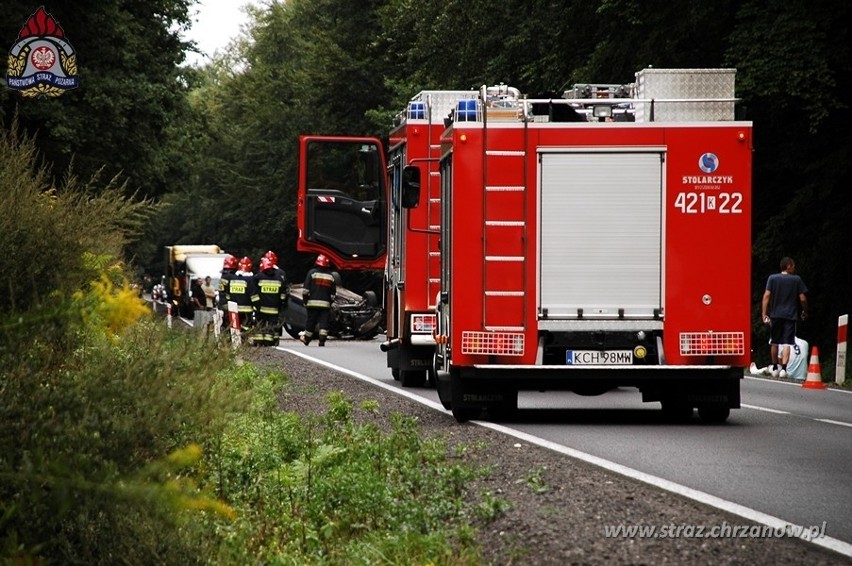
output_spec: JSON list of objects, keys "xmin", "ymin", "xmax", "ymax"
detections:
[
  {"xmin": 1, "ymin": 0, "xmax": 197, "ymax": 199},
  {"xmin": 726, "ymin": 0, "xmax": 851, "ymax": 365}
]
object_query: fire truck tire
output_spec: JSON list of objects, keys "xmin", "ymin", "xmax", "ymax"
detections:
[
  {"xmin": 487, "ymin": 400, "xmax": 518, "ymax": 421},
  {"xmin": 426, "ymin": 366, "xmax": 437, "ymax": 388},
  {"xmin": 697, "ymin": 406, "xmax": 730, "ymax": 423},
  {"xmin": 434, "ymin": 368, "xmax": 453, "ymax": 411},
  {"xmin": 452, "ymin": 405, "xmax": 481, "ymax": 423},
  {"xmin": 400, "ymin": 369, "xmax": 427, "ymax": 388},
  {"xmin": 661, "ymin": 402, "xmax": 694, "ymax": 423},
  {"xmin": 437, "ymin": 391, "xmax": 452, "ymax": 411}
]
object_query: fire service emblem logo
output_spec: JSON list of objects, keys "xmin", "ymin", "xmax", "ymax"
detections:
[{"xmin": 6, "ymin": 6, "xmax": 78, "ymax": 98}]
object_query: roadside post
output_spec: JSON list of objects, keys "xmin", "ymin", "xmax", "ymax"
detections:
[
  {"xmin": 837, "ymin": 314, "xmax": 848, "ymax": 385},
  {"xmin": 213, "ymin": 308, "xmax": 222, "ymax": 340},
  {"xmin": 228, "ymin": 301, "xmax": 241, "ymax": 347}
]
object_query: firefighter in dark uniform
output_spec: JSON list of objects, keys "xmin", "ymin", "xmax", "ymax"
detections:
[
  {"xmin": 300, "ymin": 254, "xmax": 336, "ymax": 346},
  {"xmin": 263, "ymin": 250, "xmax": 287, "ymax": 282},
  {"xmin": 226, "ymin": 256, "xmax": 256, "ymax": 341},
  {"xmin": 263, "ymin": 250, "xmax": 290, "ymax": 335},
  {"xmin": 252, "ymin": 256, "xmax": 289, "ymax": 346},
  {"xmin": 215, "ymin": 254, "xmax": 238, "ymax": 339}
]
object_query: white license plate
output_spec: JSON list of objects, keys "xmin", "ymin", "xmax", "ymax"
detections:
[{"xmin": 566, "ymin": 350, "xmax": 633, "ymax": 365}]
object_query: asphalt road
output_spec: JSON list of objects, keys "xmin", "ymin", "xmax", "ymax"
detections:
[{"xmin": 268, "ymin": 333, "xmax": 852, "ymax": 553}]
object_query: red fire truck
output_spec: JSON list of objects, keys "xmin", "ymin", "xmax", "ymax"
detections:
[
  {"xmin": 396, "ymin": 69, "xmax": 752, "ymax": 423},
  {"xmin": 380, "ymin": 91, "xmax": 479, "ymax": 387}
]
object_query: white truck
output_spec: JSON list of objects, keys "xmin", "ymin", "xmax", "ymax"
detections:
[{"xmin": 164, "ymin": 245, "xmax": 228, "ymax": 317}]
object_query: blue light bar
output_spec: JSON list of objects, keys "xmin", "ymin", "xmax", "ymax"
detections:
[
  {"xmin": 408, "ymin": 101, "xmax": 425, "ymax": 120},
  {"xmin": 456, "ymin": 99, "xmax": 477, "ymax": 122}
]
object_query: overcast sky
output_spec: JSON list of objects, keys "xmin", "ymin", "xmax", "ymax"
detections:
[{"xmin": 183, "ymin": 0, "xmax": 257, "ymax": 66}]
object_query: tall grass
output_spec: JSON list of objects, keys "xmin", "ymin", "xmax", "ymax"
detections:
[{"xmin": 193, "ymin": 380, "xmax": 488, "ymax": 564}]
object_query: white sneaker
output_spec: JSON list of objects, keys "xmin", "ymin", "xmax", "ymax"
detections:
[
  {"xmin": 778, "ymin": 369, "xmax": 788, "ymax": 379},
  {"xmin": 770, "ymin": 368, "xmax": 780, "ymax": 378}
]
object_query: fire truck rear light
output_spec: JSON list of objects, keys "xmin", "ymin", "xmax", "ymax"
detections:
[
  {"xmin": 461, "ymin": 331, "xmax": 524, "ymax": 356},
  {"xmin": 679, "ymin": 332, "xmax": 744, "ymax": 356},
  {"xmin": 410, "ymin": 314, "xmax": 436, "ymax": 334}
]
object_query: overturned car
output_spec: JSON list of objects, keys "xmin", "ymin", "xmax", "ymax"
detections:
[{"xmin": 282, "ymin": 273, "xmax": 383, "ymax": 340}]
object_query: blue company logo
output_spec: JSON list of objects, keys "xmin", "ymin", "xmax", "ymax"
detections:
[{"xmin": 698, "ymin": 153, "xmax": 719, "ymax": 174}]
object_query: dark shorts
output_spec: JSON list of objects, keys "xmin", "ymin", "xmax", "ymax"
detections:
[{"xmin": 770, "ymin": 318, "xmax": 797, "ymax": 345}]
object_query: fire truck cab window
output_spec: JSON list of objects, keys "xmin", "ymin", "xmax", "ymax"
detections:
[{"xmin": 305, "ymin": 140, "xmax": 384, "ymax": 259}]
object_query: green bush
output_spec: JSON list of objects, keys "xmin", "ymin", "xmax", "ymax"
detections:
[
  {"xmin": 0, "ymin": 124, "xmax": 244, "ymax": 563},
  {"xmin": 193, "ymin": 381, "xmax": 488, "ymax": 565}
]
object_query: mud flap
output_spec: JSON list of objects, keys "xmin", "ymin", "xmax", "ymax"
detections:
[{"xmin": 435, "ymin": 368, "xmax": 453, "ymax": 411}]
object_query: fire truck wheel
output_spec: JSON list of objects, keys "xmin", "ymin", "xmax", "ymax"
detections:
[
  {"xmin": 400, "ymin": 369, "xmax": 427, "ymax": 388},
  {"xmin": 436, "ymin": 380, "xmax": 452, "ymax": 410},
  {"xmin": 434, "ymin": 360, "xmax": 453, "ymax": 410},
  {"xmin": 661, "ymin": 402, "xmax": 694, "ymax": 423},
  {"xmin": 426, "ymin": 367, "xmax": 437, "ymax": 388},
  {"xmin": 451, "ymin": 405, "xmax": 481, "ymax": 423},
  {"xmin": 697, "ymin": 406, "xmax": 730, "ymax": 423},
  {"xmin": 487, "ymin": 405, "xmax": 517, "ymax": 422}
]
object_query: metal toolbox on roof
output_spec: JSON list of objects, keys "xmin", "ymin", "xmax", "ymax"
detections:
[{"xmin": 634, "ymin": 68, "xmax": 736, "ymax": 122}]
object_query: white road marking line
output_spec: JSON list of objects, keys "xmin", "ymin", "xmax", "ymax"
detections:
[
  {"xmin": 745, "ymin": 375, "xmax": 852, "ymax": 394},
  {"xmin": 814, "ymin": 418, "xmax": 852, "ymax": 428},
  {"xmin": 742, "ymin": 405, "xmax": 852, "ymax": 427},
  {"xmin": 741, "ymin": 403, "xmax": 790, "ymax": 414}
]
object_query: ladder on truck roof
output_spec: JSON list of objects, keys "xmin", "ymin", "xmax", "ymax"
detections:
[
  {"xmin": 480, "ymin": 85, "xmax": 528, "ymax": 331},
  {"xmin": 424, "ymin": 95, "xmax": 445, "ymax": 310}
]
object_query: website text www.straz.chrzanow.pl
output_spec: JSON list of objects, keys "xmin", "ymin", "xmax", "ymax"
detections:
[{"xmin": 604, "ymin": 521, "xmax": 827, "ymax": 541}]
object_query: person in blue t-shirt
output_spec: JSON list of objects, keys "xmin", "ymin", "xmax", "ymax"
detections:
[{"xmin": 761, "ymin": 257, "xmax": 808, "ymax": 378}]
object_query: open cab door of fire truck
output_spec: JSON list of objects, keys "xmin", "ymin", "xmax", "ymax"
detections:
[{"xmin": 297, "ymin": 135, "xmax": 388, "ymax": 270}]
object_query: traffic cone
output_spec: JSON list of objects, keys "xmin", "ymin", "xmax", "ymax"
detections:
[{"xmin": 802, "ymin": 346, "xmax": 827, "ymax": 389}]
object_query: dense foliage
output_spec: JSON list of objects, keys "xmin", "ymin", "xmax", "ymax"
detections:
[
  {"xmin": 0, "ymin": 126, "xmax": 242, "ymax": 562},
  {"xmin": 0, "ymin": 0, "xmax": 197, "ymax": 199},
  {"xmin": 2, "ymin": 1, "xmax": 848, "ymax": 358}
]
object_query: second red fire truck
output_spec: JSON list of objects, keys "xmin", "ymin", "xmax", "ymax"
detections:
[{"xmin": 380, "ymin": 90, "xmax": 480, "ymax": 387}]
